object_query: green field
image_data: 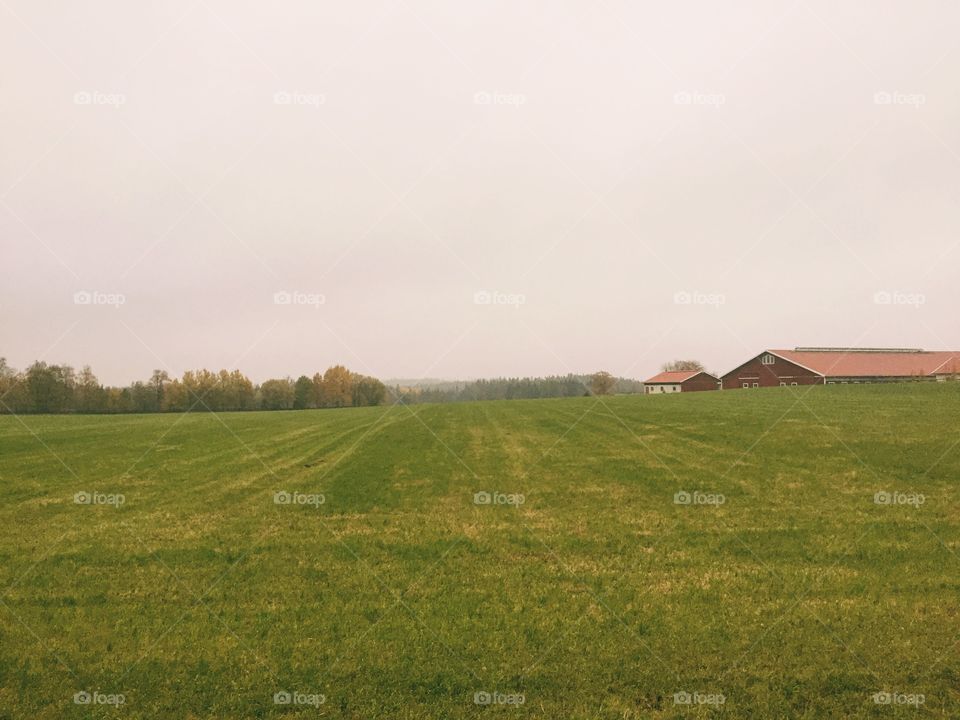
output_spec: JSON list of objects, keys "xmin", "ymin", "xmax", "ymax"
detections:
[{"xmin": 1, "ymin": 384, "xmax": 958, "ymax": 718}]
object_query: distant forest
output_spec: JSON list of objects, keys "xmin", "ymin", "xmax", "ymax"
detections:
[
  {"xmin": 388, "ymin": 374, "xmax": 644, "ymax": 404},
  {"xmin": 0, "ymin": 358, "xmax": 645, "ymax": 414},
  {"xmin": 0, "ymin": 358, "xmax": 385, "ymax": 414}
]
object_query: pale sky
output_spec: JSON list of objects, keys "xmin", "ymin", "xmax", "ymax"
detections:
[{"xmin": 2, "ymin": 1, "xmax": 959, "ymax": 385}]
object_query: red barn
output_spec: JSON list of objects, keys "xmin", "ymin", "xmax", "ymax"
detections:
[
  {"xmin": 644, "ymin": 370, "xmax": 719, "ymax": 394},
  {"xmin": 721, "ymin": 348, "xmax": 960, "ymax": 389}
]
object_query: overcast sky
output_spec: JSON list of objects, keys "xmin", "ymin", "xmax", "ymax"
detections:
[{"xmin": 2, "ymin": 1, "xmax": 959, "ymax": 385}]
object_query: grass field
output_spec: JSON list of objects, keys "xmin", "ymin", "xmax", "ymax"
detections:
[{"xmin": 1, "ymin": 384, "xmax": 958, "ymax": 718}]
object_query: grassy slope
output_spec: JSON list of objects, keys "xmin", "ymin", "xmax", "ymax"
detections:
[{"xmin": 0, "ymin": 384, "xmax": 958, "ymax": 718}]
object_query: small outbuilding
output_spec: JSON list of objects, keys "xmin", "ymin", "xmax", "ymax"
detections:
[{"xmin": 644, "ymin": 370, "xmax": 719, "ymax": 394}]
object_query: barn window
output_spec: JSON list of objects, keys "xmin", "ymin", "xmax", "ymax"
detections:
[
  {"xmin": 761, "ymin": 354, "xmax": 775, "ymax": 365},
  {"xmin": 752, "ymin": 383, "xmax": 759, "ymax": 388},
  {"xmin": 791, "ymin": 382, "xmax": 798, "ymax": 386},
  {"xmin": 779, "ymin": 382, "xmax": 786, "ymax": 386},
  {"xmin": 742, "ymin": 382, "xmax": 749, "ymax": 388}
]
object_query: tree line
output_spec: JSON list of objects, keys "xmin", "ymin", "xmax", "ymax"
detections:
[
  {"xmin": 388, "ymin": 372, "xmax": 643, "ymax": 404},
  {"xmin": 0, "ymin": 358, "xmax": 385, "ymax": 414}
]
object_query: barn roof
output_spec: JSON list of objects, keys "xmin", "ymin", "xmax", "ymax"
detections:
[
  {"xmin": 645, "ymin": 370, "xmax": 709, "ymax": 384},
  {"xmin": 769, "ymin": 349, "xmax": 960, "ymax": 378}
]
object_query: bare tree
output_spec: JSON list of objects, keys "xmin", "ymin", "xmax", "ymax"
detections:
[{"xmin": 661, "ymin": 360, "xmax": 704, "ymax": 372}]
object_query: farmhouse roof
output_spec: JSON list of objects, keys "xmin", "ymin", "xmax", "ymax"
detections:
[
  {"xmin": 645, "ymin": 370, "xmax": 706, "ymax": 384},
  {"xmin": 769, "ymin": 349, "xmax": 960, "ymax": 378}
]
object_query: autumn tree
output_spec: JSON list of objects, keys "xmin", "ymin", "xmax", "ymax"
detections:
[
  {"xmin": 25, "ymin": 362, "xmax": 75, "ymax": 413},
  {"xmin": 129, "ymin": 381, "xmax": 156, "ymax": 413},
  {"xmin": 321, "ymin": 365, "xmax": 353, "ymax": 408},
  {"xmin": 105, "ymin": 386, "xmax": 133, "ymax": 413},
  {"xmin": 215, "ymin": 369, "xmax": 251, "ymax": 411},
  {"xmin": 162, "ymin": 378, "xmax": 188, "ymax": 412},
  {"xmin": 186, "ymin": 369, "xmax": 219, "ymax": 410},
  {"xmin": 230, "ymin": 370, "xmax": 256, "ymax": 410},
  {"xmin": 589, "ymin": 370, "xmax": 616, "ymax": 396},
  {"xmin": 293, "ymin": 375, "xmax": 314, "ymax": 409},
  {"xmin": 310, "ymin": 372, "xmax": 324, "ymax": 408},
  {"xmin": 73, "ymin": 365, "xmax": 104, "ymax": 413},
  {"xmin": 352, "ymin": 376, "xmax": 386, "ymax": 406},
  {"xmin": 259, "ymin": 378, "xmax": 295, "ymax": 410}
]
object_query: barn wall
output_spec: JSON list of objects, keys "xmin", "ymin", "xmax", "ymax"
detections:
[
  {"xmin": 646, "ymin": 384, "xmax": 681, "ymax": 393},
  {"xmin": 681, "ymin": 374, "xmax": 719, "ymax": 392},
  {"xmin": 721, "ymin": 354, "xmax": 823, "ymax": 389}
]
